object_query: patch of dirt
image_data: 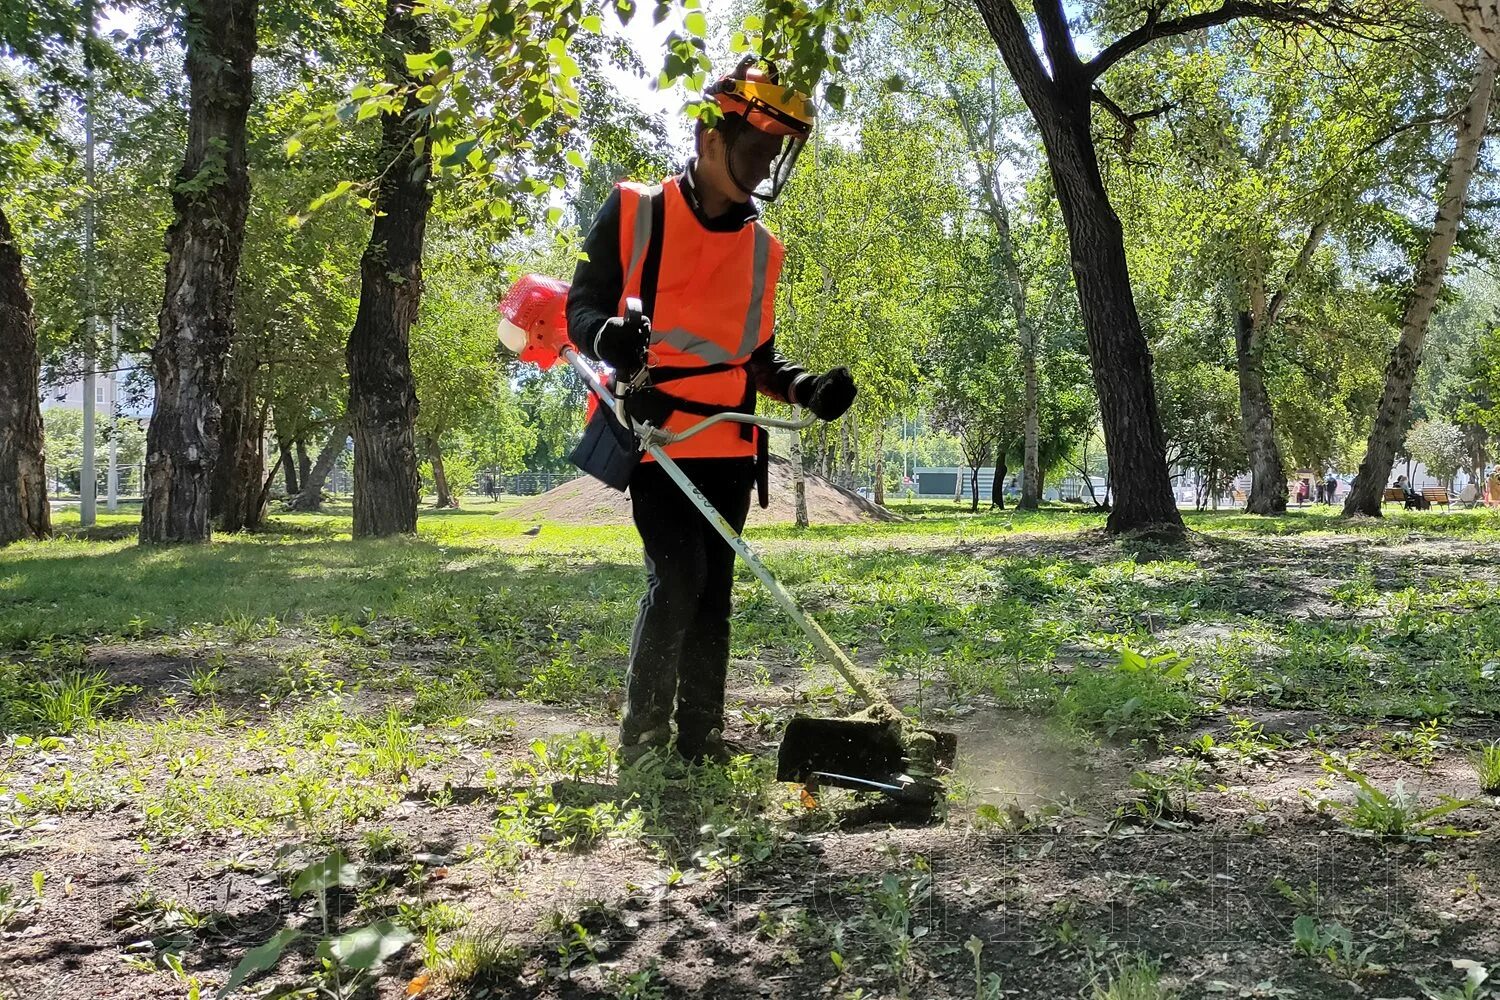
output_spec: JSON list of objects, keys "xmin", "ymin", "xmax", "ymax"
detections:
[{"xmin": 505, "ymin": 456, "xmax": 899, "ymax": 527}]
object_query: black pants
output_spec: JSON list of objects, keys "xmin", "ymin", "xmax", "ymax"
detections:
[{"xmin": 621, "ymin": 457, "xmax": 754, "ymax": 750}]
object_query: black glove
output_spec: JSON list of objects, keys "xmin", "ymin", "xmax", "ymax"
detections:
[
  {"xmin": 797, "ymin": 367, "xmax": 856, "ymax": 421},
  {"xmin": 594, "ymin": 313, "xmax": 651, "ymax": 378}
]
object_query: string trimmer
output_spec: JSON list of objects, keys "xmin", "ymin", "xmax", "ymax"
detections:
[{"xmin": 498, "ymin": 274, "xmax": 956, "ymax": 806}]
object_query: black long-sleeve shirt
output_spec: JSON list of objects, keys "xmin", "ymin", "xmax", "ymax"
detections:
[{"xmin": 565, "ymin": 167, "xmax": 812, "ymax": 406}]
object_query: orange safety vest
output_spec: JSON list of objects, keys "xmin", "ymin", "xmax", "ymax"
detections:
[{"xmin": 615, "ymin": 176, "xmax": 783, "ymax": 461}]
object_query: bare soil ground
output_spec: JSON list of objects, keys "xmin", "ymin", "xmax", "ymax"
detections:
[{"xmin": 505, "ymin": 456, "xmax": 898, "ymax": 526}]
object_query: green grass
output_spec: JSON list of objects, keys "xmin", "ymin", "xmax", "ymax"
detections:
[
  {"xmin": 1471, "ymin": 740, "xmax": 1500, "ymax": 794},
  {"xmin": 9, "ymin": 504, "xmax": 1500, "ymax": 725}
]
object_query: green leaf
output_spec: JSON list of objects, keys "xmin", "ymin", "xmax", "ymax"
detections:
[
  {"xmin": 565, "ymin": 150, "xmax": 586, "ymax": 169},
  {"xmin": 581, "ymin": 14, "xmax": 603, "ymax": 32},
  {"xmin": 824, "ymin": 83, "xmax": 846, "ymax": 111},
  {"xmin": 441, "ymin": 139, "xmax": 480, "ymax": 168},
  {"xmin": 684, "ymin": 11, "xmax": 707, "ymax": 36},
  {"xmin": 216, "ymin": 928, "xmax": 301, "ymax": 999},
  {"xmin": 308, "ymin": 180, "xmax": 354, "ymax": 214},
  {"xmin": 291, "ymin": 849, "xmax": 359, "ymax": 897},
  {"xmin": 285, "ymin": 137, "xmax": 303, "ymax": 158},
  {"xmin": 317, "ymin": 920, "xmax": 415, "ymax": 971}
]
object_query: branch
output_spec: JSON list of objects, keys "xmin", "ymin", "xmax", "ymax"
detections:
[
  {"xmin": 1086, "ymin": 1, "xmax": 1345, "ymax": 82},
  {"xmin": 1263, "ymin": 220, "xmax": 1327, "ymax": 330},
  {"xmin": 974, "ymin": 0, "xmax": 1059, "ymax": 108},
  {"xmin": 1090, "ymin": 88, "xmax": 1176, "ymax": 152},
  {"xmin": 1032, "ymin": 0, "xmax": 1084, "ymax": 81}
]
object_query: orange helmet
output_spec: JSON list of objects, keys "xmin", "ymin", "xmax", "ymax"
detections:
[{"xmin": 702, "ymin": 56, "xmax": 814, "ymax": 201}]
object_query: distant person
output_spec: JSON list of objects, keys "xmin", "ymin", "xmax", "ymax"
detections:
[
  {"xmin": 484, "ymin": 475, "xmax": 497, "ymax": 501},
  {"xmin": 1488, "ymin": 467, "xmax": 1500, "ymax": 506},
  {"xmin": 1324, "ymin": 473, "xmax": 1337, "ymax": 504},
  {"xmin": 1296, "ymin": 479, "xmax": 1309, "ymax": 505},
  {"xmin": 1394, "ymin": 475, "xmax": 1428, "ymax": 510}
]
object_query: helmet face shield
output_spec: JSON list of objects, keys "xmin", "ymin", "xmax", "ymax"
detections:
[
  {"xmin": 724, "ymin": 125, "xmax": 806, "ymax": 202},
  {"xmin": 705, "ymin": 59, "xmax": 814, "ymax": 202}
]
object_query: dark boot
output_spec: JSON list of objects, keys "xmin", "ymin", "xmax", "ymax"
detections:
[{"xmin": 677, "ymin": 726, "xmax": 746, "ymax": 766}]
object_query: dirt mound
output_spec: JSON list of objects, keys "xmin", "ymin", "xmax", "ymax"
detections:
[{"xmin": 505, "ymin": 455, "xmax": 899, "ymax": 526}]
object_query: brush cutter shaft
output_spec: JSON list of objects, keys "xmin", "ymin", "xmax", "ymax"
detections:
[{"xmin": 561, "ymin": 344, "xmax": 883, "ymax": 710}]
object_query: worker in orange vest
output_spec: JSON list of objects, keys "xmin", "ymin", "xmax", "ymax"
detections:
[{"xmin": 566, "ymin": 57, "xmax": 855, "ymax": 765}]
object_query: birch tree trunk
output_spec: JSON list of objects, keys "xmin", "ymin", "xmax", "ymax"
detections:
[
  {"xmin": 1427, "ymin": 1, "xmax": 1500, "ymax": 59},
  {"xmin": 791, "ymin": 410, "xmax": 809, "ymax": 528},
  {"xmin": 1344, "ymin": 53, "xmax": 1497, "ymax": 517}
]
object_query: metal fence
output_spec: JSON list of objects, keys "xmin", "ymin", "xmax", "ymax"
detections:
[{"xmin": 475, "ymin": 471, "xmax": 582, "ymax": 497}]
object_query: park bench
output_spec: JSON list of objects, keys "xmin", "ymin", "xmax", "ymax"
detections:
[
  {"xmin": 1382, "ymin": 487, "xmax": 1405, "ymax": 504},
  {"xmin": 1421, "ymin": 487, "xmax": 1451, "ymax": 511}
]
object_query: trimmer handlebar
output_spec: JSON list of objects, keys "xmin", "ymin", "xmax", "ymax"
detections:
[{"xmin": 560, "ymin": 327, "xmax": 816, "ymax": 449}]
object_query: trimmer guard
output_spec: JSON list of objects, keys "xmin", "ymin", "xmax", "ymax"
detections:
[{"xmin": 776, "ymin": 716, "xmax": 957, "ymax": 805}]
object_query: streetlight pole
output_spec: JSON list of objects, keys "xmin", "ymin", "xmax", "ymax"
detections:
[{"xmin": 80, "ymin": 0, "xmax": 98, "ymax": 526}]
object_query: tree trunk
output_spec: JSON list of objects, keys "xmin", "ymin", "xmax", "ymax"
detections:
[
  {"xmin": 296, "ymin": 438, "xmax": 311, "ymax": 489},
  {"xmin": 427, "ymin": 436, "xmax": 454, "ymax": 508},
  {"xmin": 873, "ymin": 421, "xmax": 886, "ymax": 506},
  {"xmin": 791, "ymin": 409, "xmax": 809, "ymax": 528},
  {"xmin": 1236, "ymin": 310, "xmax": 1288, "ymax": 515},
  {"xmin": 346, "ymin": 0, "xmax": 432, "ymax": 538},
  {"xmin": 280, "ymin": 439, "xmax": 299, "ymax": 495},
  {"xmin": 970, "ymin": 465, "xmax": 980, "ymax": 513},
  {"xmin": 214, "ymin": 344, "xmax": 265, "ymax": 531},
  {"xmin": 139, "ymin": 0, "xmax": 257, "ymax": 544},
  {"xmin": 256, "ymin": 449, "xmax": 283, "ymax": 519},
  {"xmin": 1020, "ymin": 334, "xmax": 1040, "ymax": 510},
  {"xmin": 977, "ymin": 0, "xmax": 1182, "ymax": 536},
  {"xmin": 992, "ymin": 439, "xmax": 1008, "ymax": 510},
  {"xmin": 289, "ymin": 420, "xmax": 348, "ymax": 512},
  {"xmin": 837, "ymin": 412, "xmax": 857, "ymax": 490},
  {"xmin": 949, "ymin": 73, "xmax": 1043, "ymax": 511},
  {"xmin": 0, "ymin": 205, "xmax": 51, "ymax": 545},
  {"xmin": 1344, "ymin": 54, "xmax": 1496, "ymax": 517},
  {"xmin": 1426, "ymin": 1, "xmax": 1500, "ymax": 60}
]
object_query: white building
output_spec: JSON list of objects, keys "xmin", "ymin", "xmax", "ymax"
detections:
[{"xmin": 39, "ymin": 357, "xmax": 153, "ymax": 420}]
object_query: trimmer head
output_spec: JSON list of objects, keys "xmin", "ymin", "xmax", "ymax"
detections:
[{"xmin": 776, "ymin": 716, "xmax": 958, "ymax": 806}]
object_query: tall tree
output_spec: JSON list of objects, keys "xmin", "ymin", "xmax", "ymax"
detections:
[
  {"xmin": 0, "ymin": 206, "xmax": 51, "ymax": 544},
  {"xmin": 1344, "ymin": 50, "xmax": 1497, "ymax": 515},
  {"xmin": 972, "ymin": 0, "xmax": 1188, "ymax": 533},
  {"xmin": 139, "ymin": 0, "xmax": 258, "ymax": 543},
  {"xmin": 967, "ymin": 0, "xmax": 1438, "ymax": 531},
  {"xmin": 345, "ymin": 0, "xmax": 432, "ymax": 537},
  {"xmin": 0, "ymin": 0, "xmax": 86, "ymax": 544}
]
